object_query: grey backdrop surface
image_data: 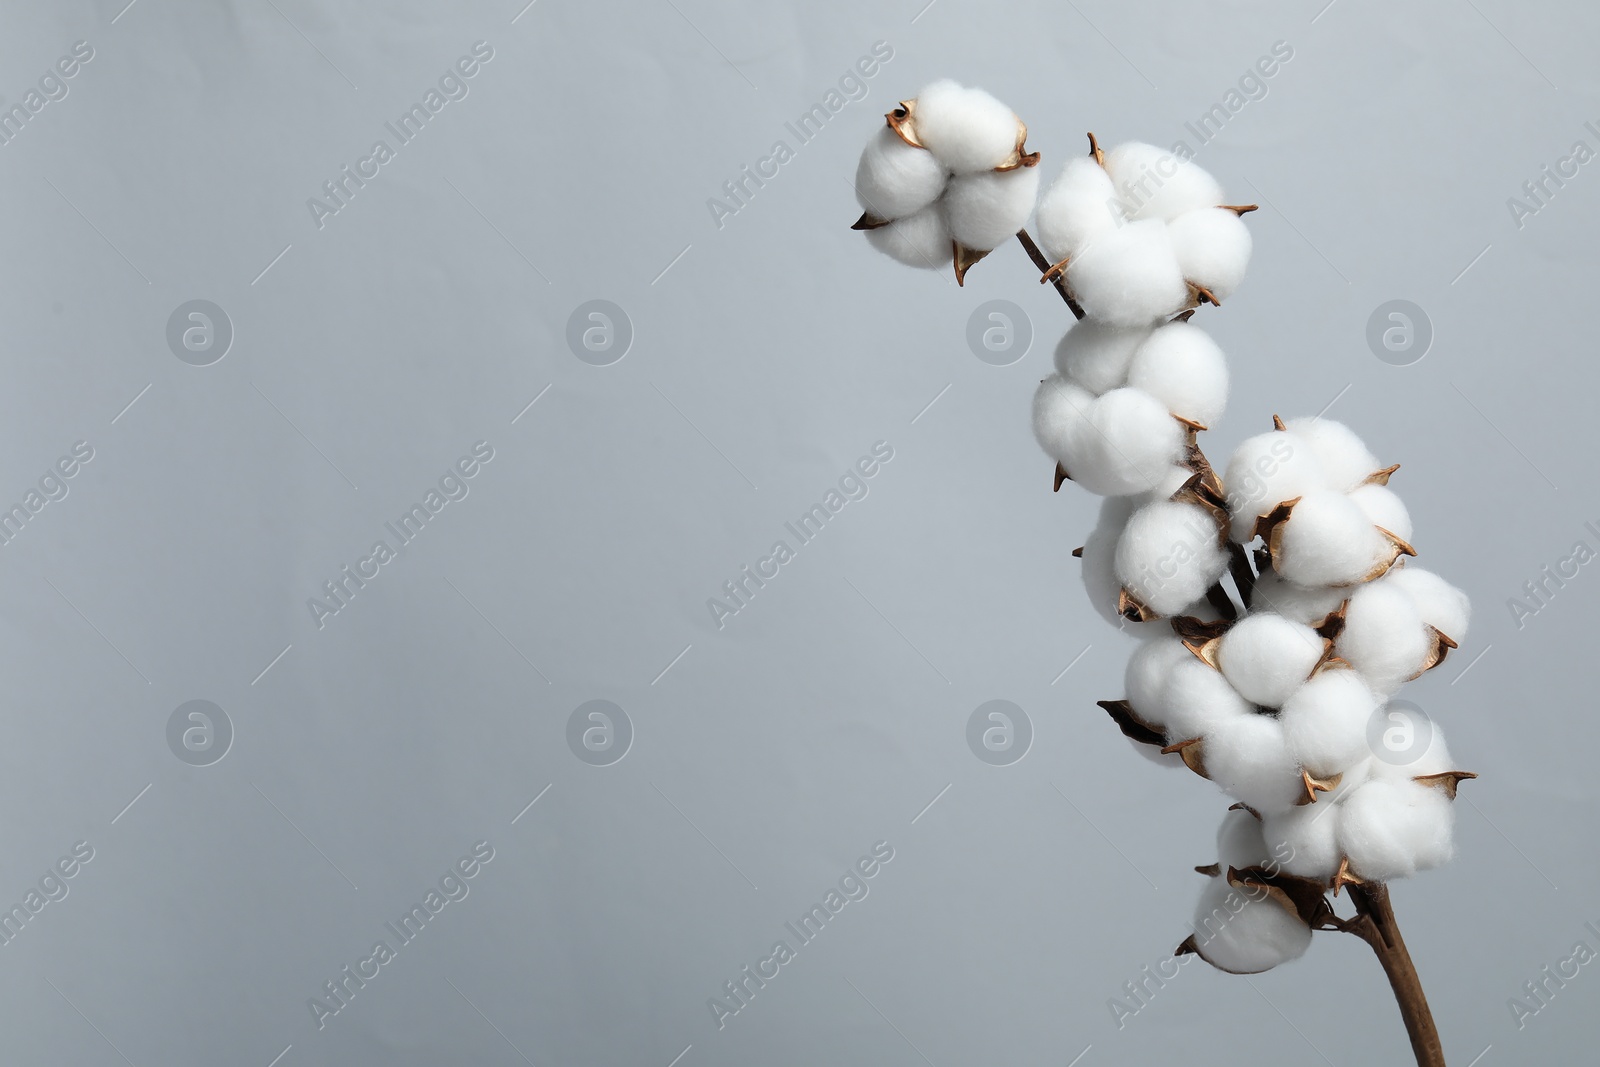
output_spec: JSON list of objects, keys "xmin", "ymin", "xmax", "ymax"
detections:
[{"xmin": 0, "ymin": 0, "xmax": 1595, "ymax": 1064}]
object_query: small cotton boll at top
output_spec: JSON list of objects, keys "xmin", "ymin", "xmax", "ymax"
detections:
[
  {"xmin": 1215, "ymin": 613, "xmax": 1325, "ymax": 709},
  {"xmin": 1036, "ymin": 157, "xmax": 1122, "ymax": 264},
  {"xmin": 909, "ymin": 80, "xmax": 1019, "ymax": 174},
  {"xmin": 865, "ymin": 203, "xmax": 951, "ymax": 270},
  {"xmin": 1261, "ymin": 804, "xmax": 1342, "ymax": 881},
  {"xmin": 1167, "ymin": 208, "xmax": 1253, "ymax": 301},
  {"xmin": 1125, "ymin": 321, "xmax": 1230, "ymax": 427},
  {"xmin": 1348, "ymin": 483, "xmax": 1413, "ymax": 543},
  {"xmin": 1102, "ymin": 142, "xmax": 1224, "ymax": 222},
  {"xmin": 1188, "ymin": 873, "xmax": 1312, "ymax": 974},
  {"xmin": 1338, "ymin": 777, "xmax": 1455, "ymax": 881},
  {"xmin": 1283, "ymin": 417, "xmax": 1380, "ymax": 492},
  {"xmin": 944, "ymin": 166, "xmax": 1041, "ymax": 252},
  {"xmin": 1216, "ymin": 806, "xmax": 1270, "ymax": 870},
  {"xmin": 1067, "ymin": 219, "xmax": 1190, "ymax": 327},
  {"xmin": 1160, "ymin": 657, "xmax": 1252, "ymax": 742},
  {"xmin": 1115, "ymin": 501, "xmax": 1229, "ymax": 618},
  {"xmin": 1201, "ymin": 714, "xmax": 1305, "ymax": 814},
  {"xmin": 1081, "ymin": 387, "xmax": 1187, "ymax": 496},
  {"xmin": 1223, "ymin": 431, "xmax": 1330, "ymax": 542},
  {"xmin": 1272, "ymin": 491, "xmax": 1392, "ymax": 588},
  {"xmin": 1053, "ymin": 319, "xmax": 1151, "ymax": 396},
  {"xmin": 1335, "ymin": 579, "xmax": 1432, "ymax": 695},
  {"xmin": 854, "ymin": 126, "xmax": 948, "ymax": 222},
  {"xmin": 1248, "ymin": 569, "xmax": 1348, "ymax": 626},
  {"xmin": 1280, "ymin": 669, "xmax": 1379, "ymax": 777},
  {"xmin": 1386, "ymin": 566, "xmax": 1471, "ymax": 642}
]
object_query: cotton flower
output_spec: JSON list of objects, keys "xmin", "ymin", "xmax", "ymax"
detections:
[
  {"xmin": 1103, "ymin": 142, "xmax": 1223, "ymax": 222},
  {"xmin": 944, "ymin": 166, "xmax": 1042, "ymax": 253},
  {"xmin": 1125, "ymin": 320, "xmax": 1230, "ymax": 427},
  {"xmin": 1053, "ymin": 319, "xmax": 1152, "ymax": 396},
  {"xmin": 1035, "ymin": 156, "xmax": 1122, "ymax": 265},
  {"xmin": 1198, "ymin": 714, "xmax": 1306, "ymax": 814},
  {"xmin": 1216, "ymin": 805, "xmax": 1271, "ymax": 870},
  {"xmin": 1347, "ymin": 483, "xmax": 1413, "ymax": 544},
  {"xmin": 1066, "ymin": 219, "xmax": 1191, "ymax": 327},
  {"xmin": 854, "ymin": 125, "xmax": 948, "ymax": 222},
  {"xmin": 1282, "ymin": 417, "xmax": 1381, "ymax": 493},
  {"xmin": 1115, "ymin": 499, "xmax": 1229, "ymax": 618},
  {"xmin": 1279, "ymin": 668, "xmax": 1379, "ymax": 778},
  {"xmin": 1337, "ymin": 777, "xmax": 1455, "ymax": 881},
  {"xmin": 1222, "ymin": 429, "xmax": 1331, "ymax": 542},
  {"xmin": 1384, "ymin": 566, "xmax": 1471, "ymax": 644},
  {"xmin": 1247, "ymin": 569, "xmax": 1349, "ymax": 626},
  {"xmin": 906, "ymin": 79, "xmax": 1025, "ymax": 174},
  {"xmin": 1080, "ymin": 496, "xmax": 1141, "ymax": 628},
  {"xmin": 1185, "ymin": 869, "xmax": 1312, "ymax": 974},
  {"xmin": 1214, "ymin": 612, "xmax": 1326, "ymax": 709},
  {"xmin": 1032, "ymin": 377, "xmax": 1185, "ymax": 496},
  {"xmin": 1268, "ymin": 491, "xmax": 1407, "ymax": 588},
  {"xmin": 864, "ymin": 204, "xmax": 952, "ymax": 270},
  {"xmin": 1166, "ymin": 207, "xmax": 1253, "ymax": 302},
  {"xmin": 1159, "ymin": 656, "xmax": 1253, "ymax": 743},
  {"xmin": 1260, "ymin": 803, "xmax": 1343, "ymax": 881}
]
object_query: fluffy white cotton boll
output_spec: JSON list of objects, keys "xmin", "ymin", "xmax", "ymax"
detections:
[
  {"xmin": 1160, "ymin": 658, "xmax": 1252, "ymax": 742},
  {"xmin": 1053, "ymin": 320, "xmax": 1152, "ymax": 396},
  {"xmin": 1202, "ymin": 715, "xmax": 1304, "ymax": 814},
  {"xmin": 1386, "ymin": 566, "xmax": 1471, "ymax": 642},
  {"xmin": 1215, "ymin": 613, "xmax": 1326, "ymax": 709},
  {"xmin": 1280, "ymin": 669, "xmax": 1379, "ymax": 777},
  {"xmin": 1217, "ymin": 806, "xmax": 1270, "ymax": 870},
  {"xmin": 865, "ymin": 203, "xmax": 951, "ymax": 270},
  {"xmin": 1167, "ymin": 207, "xmax": 1253, "ymax": 301},
  {"xmin": 1188, "ymin": 873, "xmax": 1312, "ymax": 974},
  {"xmin": 1348, "ymin": 483, "xmax": 1413, "ymax": 544},
  {"xmin": 1067, "ymin": 220, "xmax": 1190, "ymax": 327},
  {"xmin": 1146, "ymin": 464, "xmax": 1200, "ymax": 502},
  {"xmin": 1115, "ymin": 501, "xmax": 1229, "ymax": 618},
  {"xmin": 854, "ymin": 126, "xmax": 948, "ymax": 222},
  {"xmin": 1125, "ymin": 321, "xmax": 1230, "ymax": 427},
  {"xmin": 944, "ymin": 165, "xmax": 1041, "ymax": 251},
  {"xmin": 1261, "ymin": 804, "xmax": 1342, "ymax": 881},
  {"xmin": 1224, "ymin": 431, "xmax": 1330, "ymax": 542},
  {"xmin": 1125, "ymin": 635, "xmax": 1194, "ymax": 726},
  {"xmin": 910, "ymin": 80, "xmax": 1018, "ymax": 174},
  {"xmin": 1081, "ymin": 496, "xmax": 1140, "ymax": 628},
  {"xmin": 1370, "ymin": 720, "xmax": 1456, "ymax": 782},
  {"xmin": 1036, "ymin": 157, "xmax": 1123, "ymax": 263},
  {"xmin": 1283, "ymin": 418, "xmax": 1380, "ymax": 492},
  {"xmin": 1103, "ymin": 142, "xmax": 1224, "ymax": 222},
  {"xmin": 1248, "ymin": 570, "xmax": 1348, "ymax": 625},
  {"xmin": 1336, "ymin": 580, "xmax": 1431, "ymax": 695},
  {"xmin": 1273, "ymin": 492, "xmax": 1392, "ymax": 588},
  {"xmin": 1081, "ymin": 388, "xmax": 1187, "ymax": 496},
  {"xmin": 1031, "ymin": 376, "xmax": 1096, "ymax": 466},
  {"xmin": 1338, "ymin": 778, "xmax": 1455, "ymax": 881}
]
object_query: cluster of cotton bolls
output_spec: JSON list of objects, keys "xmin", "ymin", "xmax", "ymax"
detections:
[
  {"xmin": 1034, "ymin": 142, "xmax": 1254, "ymax": 326},
  {"xmin": 853, "ymin": 80, "xmax": 1040, "ymax": 282}
]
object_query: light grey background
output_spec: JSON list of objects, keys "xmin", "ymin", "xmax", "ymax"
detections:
[{"xmin": 0, "ymin": 0, "xmax": 1594, "ymax": 1063}]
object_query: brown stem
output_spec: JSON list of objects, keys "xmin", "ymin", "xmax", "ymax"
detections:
[
  {"xmin": 1015, "ymin": 230, "xmax": 1086, "ymax": 320},
  {"xmin": 1345, "ymin": 884, "xmax": 1446, "ymax": 1067}
]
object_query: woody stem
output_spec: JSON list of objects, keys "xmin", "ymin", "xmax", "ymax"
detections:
[
  {"xmin": 1345, "ymin": 883, "xmax": 1446, "ymax": 1067},
  {"xmin": 1015, "ymin": 229, "xmax": 1086, "ymax": 320}
]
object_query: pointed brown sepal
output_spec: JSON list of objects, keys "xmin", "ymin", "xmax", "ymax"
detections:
[
  {"xmin": 1118, "ymin": 587, "xmax": 1158, "ymax": 623},
  {"xmin": 1171, "ymin": 308, "xmax": 1197, "ymax": 323},
  {"xmin": 1189, "ymin": 282, "xmax": 1221, "ymax": 307},
  {"xmin": 1409, "ymin": 625, "xmax": 1458, "ymax": 678},
  {"xmin": 1160, "ymin": 737, "xmax": 1209, "ymax": 778},
  {"xmin": 1195, "ymin": 863, "xmax": 1222, "ymax": 877},
  {"xmin": 885, "ymin": 100, "xmax": 924, "ymax": 148},
  {"xmin": 1071, "ymin": 546, "xmax": 1084, "ymax": 558},
  {"xmin": 1272, "ymin": 414, "xmax": 1287, "ymax": 432},
  {"xmin": 1040, "ymin": 255, "xmax": 1070, "ymax": 284},
  {"xmin": 1173, "ymin": 414, "xmax": 1208, "ymax": 432},
  {"xmin": 1171, "ymin": 470, "xmax": 1230, "ymax": 528},
  {"xmin": 1364, "ymin": 463, "xmax": 1401, "ymax": 486},
  {"xmin": 1227, "ymin": 801, "xmax": 1262, "ymax": 820},
  {"xmin": 1086, "ymin": 131, "xmax": 1105, "ymax": 167},
  {"xmin": 953, "ymin": 241, "xmax": 990, "ymax": 286},
  {"xmin": 1170, "ymin": 614, "xmax": 1233, "ymax": 645},
  {"xmin": 1311, "ymin": 602, "xmax": 1349, "ymax": 642},
  {"xmin": 1098, "ymin": 699, "xmax": 1167, "ymax": 749},
  {"xmin": 1311, "ymin": 653, "xmax": 1353, "ymax": 677},
  {"xmin": 1297, "ymin": 769, "xmax": 1342, "ymax": 804},
  {"xmin": 1351, "ymin": 526, "xmax": 1417, "ymax": 585},
  {"xmin": 1182, "ymin": 635, "xmax": 1223, "ymax": 670},
  {"xmin": 1053, "ymin": 461, "xmax": 1071, "ymax": 492},
  {"xmin": 1220, "ymin": 204, "xmax": 1259, "ymax": 216},
  {"xmin": 850, "ymin": 211, "xmax": 891, "ymax": 231},
  {"xmin": 1330, "ymin": 855, "xmax": 1365, "ymax": 897},
  {"xmin": 1414, "ymin": 769, "xmax": 1477, "ymax": 800},
  {"xmin": 1376, "ymin": 525, "xmax": 1418, "ymax": 559},
  {"xmin": 1174, "ymin": 933, "xmax": 1200, "ymax": 957},
  {"xmin": 995, "ymin": 118, "xmax": 1040, "ymax": 171},
  {"xmin": 1252, "ymin": 497, "xmax": 1301, "ymax": 545},
  {"xmin": 1227, "ymin": 865, "xmax": 1336, "ymax": 928}
]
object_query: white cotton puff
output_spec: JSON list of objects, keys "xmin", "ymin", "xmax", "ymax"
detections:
[
  {"xmin": 1036, "ymin": 156, "xmax": 1123, "ymax": 264},
  {"xmin": 1335, "ymin": 579, "xmax": 1431, "ymax": 695},
  {"xmin": 1067, "ymin": 220, "xmax": 1190, "ymax": 328},
  {"xmin": 1386, "ymin": 566, "xmax": 1471, "ymax": 643},
  {"xmin": 1215, "ymin": 613, "xmax": 1325, "ymax": 709},
  {"xmin": 1189, "ymin": 872, "xmax": 1312, "ymax": 974},
  {"xmin": 1273, "ymin": 491, "xmax": 1392, "ymax": 588},
  {"xmin": 1338, "ymin": 778, "xmax": 1455, "ymax": 881},
  {"xmin": 1077, "ymin": 388, "xmax": 1187, "ymax": 497},
  {"xmin": 1053, "ymin": 319, "xmax": 1152, "ymax": 396},
  {"xmin": 865, "ymin": 203, "xmax": 951, "ymax": 270},
  {"xmin": 1031, "ymin": 375, "xmax": 1096, "ymax": 467},
  {"xmin": 943, "ymin": 165, "xmax": 1041, "ymax": 252},
  {"xmin": 910, "ymin": 80, "xmax": 1019, "ymax": 175},
  {"xmin": 854, "ymin": 126, "xmax": 948, "ymax": 222},
  {"xmin": 1369, "ymin": 720, "xmax": 1456, "ymax": 782},
  {"xmin": 1260, "ymin": 804, "xmax": 1342, "ymax": 881},
  {"xmin": 1248, "ymin": 569, "xmax": 1348, "ymax": 626},
  {"xmin": 1283, "ymin": 418, "xmax": 1380, "ymax": 492},
  {"xmin": 1081, "ymin": 496, "xmax": 1139, "ymax": 629},
  {"xmin": 1115, "ymin": 501, "xmax": 1229, "ymax": 618},
  {"xmin": 1280, "ymin": 669, "xmax": 1379, "ymax": 777},
  {"xmin": 1217, "ymin": 806, "xmax": 1269, "ymax": 870},
  {"xmin": 1348, "ymin": 483, "xmax": 1413, "ymax": 544},
  {"xmin": 1223, "ymin": 431, "xmax": 1330, "ymax": 542},
  {"xmin": 1125, "ymin": 321, "xmax": 1230, "ymax": 427},
  {"xmin": 1167, "ymin": 207, "xmax": 1253, "ymax": 301},
  {"xmin": 1160, "ymin": 657, "xmax": 1251, "ymax": 742},
  {"xmin": 1201, "ymin": 715, "xmax": 1304, "ymax": 814},
  {"xmin": 1125, "ymin": 635, "xmax": 1194, "ymax": 725},
  {"xmin": 1103, "ymin": 142, "xmax": 1224, "ymax": 222}
]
